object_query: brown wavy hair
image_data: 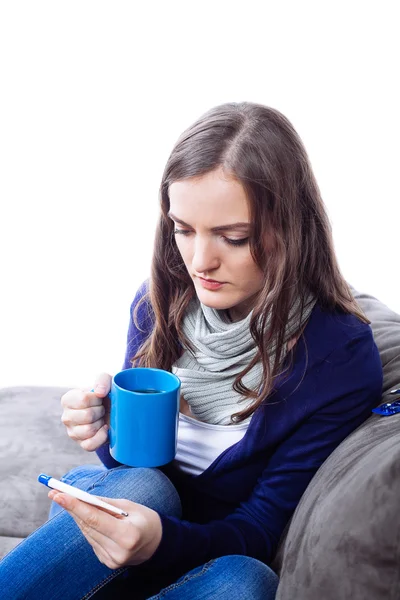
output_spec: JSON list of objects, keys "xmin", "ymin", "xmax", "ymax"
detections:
[{"xmin": 132, "ymin": 102, "xmax": 368, "ymax": 422}]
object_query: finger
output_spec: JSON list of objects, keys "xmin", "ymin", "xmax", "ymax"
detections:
[
  {"xmin": 93, "ymin": 373, "xmax": 112, "ymax": 398},
  {"xmin": 77, "ymin": 521, "xmax": 126, "ymax": 570},
  {"xmin": 53, "ymin": 493, "xmax": 125, "ymax": 542},
  {"xmin": 61, "ymin": 389, "xmax": 104, "ymax": 410},
  {"xmin": 68, "ymin": 504, "xmax": 134, "ymax": 569},
  {"xmin": 82, "ymin": 531, "xmax": 121, "ymax": 570},
  {"xmin": 67, "ymin": 418, "xmax": 105, "ymax": 442},
  {"xmin": 48, "ymin": 489, "xmax": 126, "ymax": 564},
  {"xmin": 103, "ymin": 395, "xmax": 111, "ymax": 427},
  {"xmin": 49, "ymin": 491, "xmax": 130, "ymax": 520},
  {"xmin": 62, "ymin": 405, "xmax": 105, "ymax": 426},
  {"xmin": 80, "ymin": 424, "xmax": 109, "ymax": 451},
  {"xmin": 51, "ymin": 493, "xmax": 120, "ymax": 568}
]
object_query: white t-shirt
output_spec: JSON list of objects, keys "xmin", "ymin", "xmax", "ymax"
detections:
[{"xmin": 173, "ymin": 413, "xmax": 249, "ymax": 476}]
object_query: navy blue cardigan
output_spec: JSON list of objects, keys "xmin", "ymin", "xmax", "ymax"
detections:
[{"xmin": 97, "ymin": 282, "xmax": 382, "ymax": 573}]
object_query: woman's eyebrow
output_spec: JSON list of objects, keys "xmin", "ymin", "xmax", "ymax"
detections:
[{"xmin": 168, "ymin": 212, "xmax": 251, "ymax": 232}]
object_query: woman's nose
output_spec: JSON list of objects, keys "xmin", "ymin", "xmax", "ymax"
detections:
[{"xmin": 191, "ymin": 237, "xmax": 220, "ymax": 273}]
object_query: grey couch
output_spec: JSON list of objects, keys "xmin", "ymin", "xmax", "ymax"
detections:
[
  {"xmin": 0, "ymin": 386, "xmax": 100, "ymax": 558},
  {"xmin": 1, "ymin": 290, "xmax": 399, "ymax": 599}
]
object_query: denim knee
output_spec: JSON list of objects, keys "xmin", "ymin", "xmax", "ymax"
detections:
[
  {"xmin": 53, "ymin": 464, "xmax": 182, "ymax": 519},
  {"xmin": 152, "ymin": 555, "xmax": 278, "ymax": 600},
  {"xmin": 61, "ymin": 463, "xmax": 107, "ymax": 486},
  {"xmin": 209, "ymin": 555, "xmax": 279, "ymax": 597}
]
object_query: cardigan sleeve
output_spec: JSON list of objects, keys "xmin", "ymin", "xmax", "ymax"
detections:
[
  {"xmin": 96, "ymin": 280, "xmax": 154, "ymax": 468},
  {"xmin": 146, "ymin": 328, "xmax": 383, "ymax": 572}
]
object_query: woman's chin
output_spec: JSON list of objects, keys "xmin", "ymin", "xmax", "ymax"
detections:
[{"xmin": 194, "ymin": 288, "xmax": 234, "ymax": 311}]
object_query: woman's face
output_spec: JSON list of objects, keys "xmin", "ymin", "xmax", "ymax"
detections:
[{"xmin": 168, "ymin": 167, "xmax": 265, "ymax": 321}]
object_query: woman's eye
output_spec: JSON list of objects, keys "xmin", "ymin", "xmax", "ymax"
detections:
[
  {"xmin": 174, "ymin": 229, "xmax": 249, "ymax": 247},
  {"xmin": 224, "ymin": 237, "xmax": 249, "ymax": 247},
  {"xmin": 174, "ymin": 228, "xmax": 192, "ymax": 236}
]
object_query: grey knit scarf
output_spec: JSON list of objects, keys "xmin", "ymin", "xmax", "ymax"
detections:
[{"xmin": 172, "ymin": 297, "xmax": 316, "ymax": 425}]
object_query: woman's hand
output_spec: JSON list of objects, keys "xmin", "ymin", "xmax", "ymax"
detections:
[
  {"xmin": 60, "ymin": 373, "xmax": 112, "ymax": 451},
  {"xmin": 48, "ymin": 490, "xmax": 162, "ymax": 568}
]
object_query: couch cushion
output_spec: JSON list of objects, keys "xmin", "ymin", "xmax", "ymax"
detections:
[
  {"xmin": 352, "ymin": 288, "xmax": 400, "ymax": 398},
  {"xmin": 0, "ymin": 537, "xmax": 24, "ymax": 559},
  {"xmin": 274, "ymin": 412, "xmax": 400, "ymax": 599},
  {"xmin": 274, "ymin": 291, "xmax": 400, "ymax": 599},
  {"xmin": 0, "ymin": 386, "xmax": 100, "ymax": 556}
]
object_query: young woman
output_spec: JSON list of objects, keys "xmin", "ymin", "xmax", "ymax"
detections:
[{"xmin": 0, "ymin": 102, "xmax": 383, "ymax": 599}]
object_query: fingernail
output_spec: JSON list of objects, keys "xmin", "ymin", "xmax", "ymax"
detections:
[{"xmin": 95, "ymin": 385, "xmax": 107, "ymax": 393}]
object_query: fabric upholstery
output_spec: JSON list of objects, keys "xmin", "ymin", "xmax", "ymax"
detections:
[
  {"xmin": 0, "ymin": 386, "xmax": 99, "ymax": 559},
  {"xmin": 352, "ymin": 288, "xmax": 400, "ymax": 398},
  {"xmin": 274, "ymin": 290, "xmax": 400, "ymax": 599}
]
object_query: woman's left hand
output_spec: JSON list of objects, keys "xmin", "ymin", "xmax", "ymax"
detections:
[{"xmin": 48, "ymin": 490, "xmax": 162, "ymax": 569}]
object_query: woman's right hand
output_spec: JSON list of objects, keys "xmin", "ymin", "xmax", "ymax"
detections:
[{"xmin": 61, "ymin": 373, "xmax": 112, "ymax": 451}]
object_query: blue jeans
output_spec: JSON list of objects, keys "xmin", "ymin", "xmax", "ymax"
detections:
[{"xmin": 0, "ymin": 465, "xmax": 278, "ymax": 599}]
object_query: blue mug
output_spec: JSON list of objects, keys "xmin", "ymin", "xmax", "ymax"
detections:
[{"xmin": 108, "ymin": 368, "xmax": 181, "ymax": 467}]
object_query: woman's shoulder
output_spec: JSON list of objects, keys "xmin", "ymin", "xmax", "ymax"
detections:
[
  {"xmin": 130, "ymin": 279, "xmax": 152, "ymax": 313},
  {"xmin": 130, "ymin": 279, "xmax": 150, "ymax": 305},
  {"xmin": 301, "ymin": 303, "xmax": 375, "ymax": 362},
  {"xmin": 128, "ymin": 279, "xmax": 154, "ymax": 334},
  {"xmin": 270, "ymin": 304, "xmax": 382, "ymax": 424}
]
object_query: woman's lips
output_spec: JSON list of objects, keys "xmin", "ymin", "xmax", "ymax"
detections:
[{"xmin": 198, "ymin": 277, "xmax": 225, "ymax": 290}]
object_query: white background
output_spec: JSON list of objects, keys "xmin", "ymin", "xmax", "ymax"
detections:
[{"xmin": 0, "ymin": 1, "xmax": 398, "ymax": 389}]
